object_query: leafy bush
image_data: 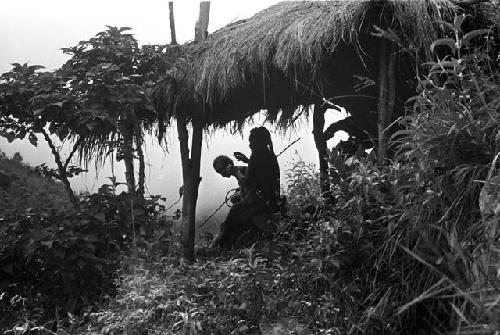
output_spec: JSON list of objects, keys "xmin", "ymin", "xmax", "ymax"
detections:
[
  {"xmin": 0, "ymin": 190, "xmax": 173, "ymax": 333},
  {"xmin": 391, "ymin": 16, "xmax": 500, "ymax": 334},
  {"xmin": 398, "ymin": 15, "xmax": 499, "ymax": 230},
  {"xmin": 285, "ymin": 158, "xmax": 321, "ymax": 216}
]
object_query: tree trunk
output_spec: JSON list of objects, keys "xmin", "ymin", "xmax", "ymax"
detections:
[
  {"xmin": 177, "ymin": 1, "xmax": 210, "ymax": 263},
  {"xmin": 313, "ymin": 103, "xmax": 331, "ymax": 198},
  {"xmin": 121, "ymin": 123, "xmax": 136, "ymax": 194},
  {"xmin": 41, "ymin": 129, "xmax": 80, "ymax": 209},
  {"xmin": 135, "ymin": 131, "xmax": 145, "ymax": 197},
  {"xmin": 177, "ymin": 114, "xmax": 203, "ymax": 263}
]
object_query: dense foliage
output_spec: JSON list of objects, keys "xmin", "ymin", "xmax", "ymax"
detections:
[
  {"xmin": 0, "ymin": 11, "xmax": 498, "ymax": 335},
  {"xmin": 0, "ymin": 183, "xmax": 173, "ymax": 333}
]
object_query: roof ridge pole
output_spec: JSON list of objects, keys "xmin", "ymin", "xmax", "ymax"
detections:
[{"xmin": 179, "ymin": 1, "xmax": 210, "ymax": 264}]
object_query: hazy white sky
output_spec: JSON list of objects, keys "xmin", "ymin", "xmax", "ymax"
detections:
[{"xmin": 0, "ymin": 0, "xmax": 281, "ymax": 73}]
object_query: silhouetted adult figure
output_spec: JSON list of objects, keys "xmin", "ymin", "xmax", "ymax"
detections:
[{"xmin": 211, "ymin": 127, "xmax": 280, "ymax": 249}]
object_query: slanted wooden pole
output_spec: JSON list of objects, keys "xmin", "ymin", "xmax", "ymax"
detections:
[
  {"xmin": 168, "ymin": 2, "xmax": 177, "ymax": 45},
  {"xmin": 178, "ymin": 1, "xmax": 210, "ymax": 263},
  {"xmin": 312, "ymin": 103, "xmax": 331, "ymax": 199}
]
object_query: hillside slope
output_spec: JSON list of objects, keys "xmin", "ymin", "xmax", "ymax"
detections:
[{"xmin": 0, "ymin": 150, "xmax": 70, "ymax": 216}]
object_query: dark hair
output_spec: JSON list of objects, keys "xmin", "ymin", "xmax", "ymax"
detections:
[
  {"xmin": 213, "ymin": 155, "xmax": 233, "ymax": 172},
  {"xmin": 249, "ymin": 127, "xmax": 275, "ymax": 154}
]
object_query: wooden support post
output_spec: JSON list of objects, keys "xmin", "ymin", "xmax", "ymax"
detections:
[
  {"xmin": 377, "ymin": 39, "xmax": 389, "ymax": 164},
  {"xmin": 313, "ymin": 103, "xmax": 331, "ymax": 199},
  {"xmin": 195, "ymin": 2, "xmax": 210, "ymax": 41},
  {"xmin": 377, "ymin": 40, "xmax": 397, "ymax": 164},
  {"xmin": 168, "ymin": 2, "xmax": 177, "ymax": 45},
  {"xmin": 386, "ymin": 43, "xmax": 396, "ymax": 126},
  {"xmin": 178, "ymin": 1, "xmax": 210, "ymax": 263}
]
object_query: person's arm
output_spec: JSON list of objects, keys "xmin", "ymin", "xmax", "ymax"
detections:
[
  {"xmin": 233, "ymin": 152, "xmax": 249, "ymax": 163},
  {"xmin": 244, "ymin": 154, "xmax": 260, "ymax": 200}
]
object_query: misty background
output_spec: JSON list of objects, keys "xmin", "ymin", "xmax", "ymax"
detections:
[{"xmin": 0, "ymin": 0, "xmax": 348, "ymax": 229}]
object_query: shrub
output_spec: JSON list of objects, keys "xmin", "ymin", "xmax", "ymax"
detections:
[
  {"xmin": 0, "ymin": 191, "xmax": 173, "ymax": 333},
  {"xmin": 285, "ymin": 158, "xmax": 321, "ymax": 216}
]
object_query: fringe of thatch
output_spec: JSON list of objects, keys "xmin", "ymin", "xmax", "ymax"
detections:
[{"xmin": 153, "ymin": 0, "xmax": 498, "ymax": 128}]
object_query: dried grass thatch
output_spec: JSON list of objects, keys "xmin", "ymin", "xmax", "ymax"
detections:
[{"xmin": 153, "ymin": 0, "xmax": 495, "ymax": 131}]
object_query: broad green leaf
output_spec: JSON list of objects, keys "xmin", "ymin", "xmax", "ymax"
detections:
[
  {"xmin": 32, "ymin": 108, "xmax": 44, "ymax": 115},
  {"xmin": 77, "ymin": 259, "xmax": 86, "ymax": 269},
  {"xmin": 50, "ymin": 102, "xmax": 64, "ymax": 108},
  {"xmin": 41, "ymin": 240, "xmax": 53, "ymax": 248},
  {"xmin": 434, "ymin": 20, "xmax": 456, "ymax": 33},
  {"xmin": 94, "ymin": 212, "xmax": 106, "ymax": 223},
  {"xmin": 28, "ymin": 65, "xmax": 45, "ymax": 72},
  {"xmin": 453, "ymin": 14, "xmax": 466, "ymax": 33},
  {"xmin": 462, "ymin": 29, "xmax": 491, "ymax": 47},
  {"xmin": 17, "ymin": 128, "xmax": 27, "ymax": 139},
  {"xmin": 53, "ymin": 248, "xmax": 66, "ymax": 259},
  {"xmin": 28, "ymin": 133, "xmax": 38, "ymax": 146},
  {"xmin": 6, "ymin": 132, "xmax": 16, "ymax": 143},
  {"xmin": 85, "ymin": 121, "xmax": 98, "ymax": 131},
  {"xmin": 430, "ymin": 38, "xmax": 456, "ymax": 54}
]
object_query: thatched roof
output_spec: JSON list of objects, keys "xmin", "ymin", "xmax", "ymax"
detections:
[{"xmin": 153, "ymin": 0, "xmax": 496, "ymax": 131}]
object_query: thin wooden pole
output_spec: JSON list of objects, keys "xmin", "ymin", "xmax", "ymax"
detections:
[
  {"xmin": 168, "ymin": 2, "xmax": 177, "ymax": 45},
  {"xmin": 386, "ymin": 42, "xmax": 397, "ymax": 130},
  {"xmin": 377, "ymin": 39, "xmax": 389, "ymax": 164}
]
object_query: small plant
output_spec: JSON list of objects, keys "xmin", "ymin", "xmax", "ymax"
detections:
[{"xmin": 285, "ymin": 158, "xmax": 321, "ymax": 215}]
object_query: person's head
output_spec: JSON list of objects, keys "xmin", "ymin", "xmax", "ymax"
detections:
[
  {"xmin": 249, "ymin": 127, "xmax": 274, "ymax": 154},
  {"xmin": 213, "ymin": 155, "xmax": 233, "ymax": 177}
]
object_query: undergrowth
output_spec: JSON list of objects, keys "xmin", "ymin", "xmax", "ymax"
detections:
[{"xmin": 1, "ymin": 12, "xmax": 499, "ymax": 335}]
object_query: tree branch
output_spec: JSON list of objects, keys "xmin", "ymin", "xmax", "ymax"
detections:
[
  {"xmin": 63, "ymin": 137, "xmax": 83, "ymax": 171},
  {"xmin": 40, "ymin": 128, "xmax": 80, "ymax": 209}
]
